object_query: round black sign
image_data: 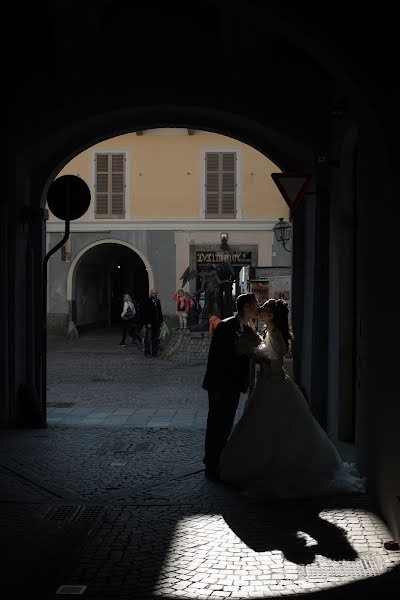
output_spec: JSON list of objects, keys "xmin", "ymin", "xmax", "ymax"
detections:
[{"xmin": 47, "ymin": 175, "xmax": 91, "ymax": 221}]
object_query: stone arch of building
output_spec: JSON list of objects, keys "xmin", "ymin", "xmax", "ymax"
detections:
[
  {"xmin": 25, "ymin": 2, "xmax": 390, "ymax": 207},
  {"xmin": 8, "ymin": 0, "xmax": 399, "ymax": 552},
  {"xmin": 38, "ymin": 105, "xmax": 312, "ymax": 206},
  {"xmin": 67, "ymin": 239, "xmax": 155, "ymax": 304}
]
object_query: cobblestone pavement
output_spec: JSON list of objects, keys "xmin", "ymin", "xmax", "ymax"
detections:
[
  {"xmin": 2, "ymin": 331, "xmax": 399, "ymax": 597},
  {"xmin": 1, "ymin": 425, "xmax": 399, "ymax": 599},
  {"xmin": 47, "ymin": 331, "xmax": 247, "ymax": 427}
]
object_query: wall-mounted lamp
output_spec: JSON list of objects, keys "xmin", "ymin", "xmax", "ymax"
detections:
[
  {"xmin": 220, "ymin": 232, "xmax": 229, "ymax": 250},
  {"xmin": 273, "ymin": 218, "xmax": 292, "ymax": 252}
]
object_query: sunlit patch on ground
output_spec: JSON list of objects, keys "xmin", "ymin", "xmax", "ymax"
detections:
[{"xmin": 153, "ymin": 510, "xmax": 400, "ymax": 598}]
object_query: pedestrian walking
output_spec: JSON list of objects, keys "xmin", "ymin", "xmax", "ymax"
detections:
[
  {"xmin": 143, "ymin": 288, "xmax": 164, "ymax": 357},
  {"xmin": 120, "ymin": 293, "xmax": 140, "ymax": 346}
]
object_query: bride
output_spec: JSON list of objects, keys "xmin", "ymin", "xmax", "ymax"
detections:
[{"xmin": 219, "ymin": 299, "xmax": 366, "ymax": 498}]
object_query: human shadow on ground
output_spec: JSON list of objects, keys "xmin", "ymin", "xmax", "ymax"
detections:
[{"xmin": 221, "ymin": 493, "xmax": 365, "ymax": 565}]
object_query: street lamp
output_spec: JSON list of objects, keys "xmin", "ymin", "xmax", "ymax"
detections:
[
  {"xmin": 273, "ymin": 217, "xmax": 292, "ymax": 252},
  {"xmin": 220, "ymin": 232, "xmax": 229, "ymax": 250}
]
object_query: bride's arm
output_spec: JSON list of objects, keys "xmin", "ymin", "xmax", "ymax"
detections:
[
  {"xmin": 249, "ymin": 331, "xmax": 271, "ymax": 364},
  {"xmin": 251, "ymin": 337, "xmax": 271, "ymax": 363}
]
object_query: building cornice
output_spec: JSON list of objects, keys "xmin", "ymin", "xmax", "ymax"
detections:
[{"xmin": 47, "ymin": 219, "xmax": 278, "ymax": 232}]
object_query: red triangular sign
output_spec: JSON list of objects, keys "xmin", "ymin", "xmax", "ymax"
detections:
[{"xmin": 271, "ymin": 173, "xmax": 312, "ymax": 211}]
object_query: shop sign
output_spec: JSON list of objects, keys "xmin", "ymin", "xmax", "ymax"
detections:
[
  {"xmin": 196, "ymin": 251, "xmax": 252, "ymax": 266},
  {"xmin": 254, "ymin": 266, "xmax": 291, "ymax": 280}
]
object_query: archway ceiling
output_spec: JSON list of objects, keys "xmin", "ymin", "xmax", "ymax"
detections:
[
  {"xmin": 77, "ymin": 244, "xmax": 132, "ymax": 267},
  {"xmin": 15, "ymin": 2, "xmax": 388, "ymax": 178}
]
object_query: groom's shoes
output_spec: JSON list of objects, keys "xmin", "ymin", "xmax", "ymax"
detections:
[{"xmin": 204, "ymin": 467, "xmax": 220, "ymax": 481}]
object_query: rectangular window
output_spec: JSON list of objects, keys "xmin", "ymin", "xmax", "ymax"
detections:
[
  {"xmin": 94, "ymin": 153, "xmax": 125, "ymax": 218},
  {"xmin": 205, "ymin": 152, "xmax": 236, "ymax": 218}
]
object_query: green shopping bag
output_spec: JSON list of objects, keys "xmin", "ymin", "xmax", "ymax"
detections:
[{"xmin": 160, "ymin": 321, "xmax": 170, "ymax": 341}]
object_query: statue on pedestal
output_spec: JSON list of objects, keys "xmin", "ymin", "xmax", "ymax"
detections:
[
  {"xmin": 180, "ymin": 262, "xmax": 235, "ymax": 328},
  {"xmin": 217, "ymin": 261, "xmax": 235, "ymax": 319}
]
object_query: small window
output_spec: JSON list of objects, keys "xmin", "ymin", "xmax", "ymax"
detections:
[
  {"xmin": 94, "ymin": 153, "xmax": 125, "ymax": 218},
  {"xmin": 205, "ymin": 152, "xmax": 236, "ymax": 218}
]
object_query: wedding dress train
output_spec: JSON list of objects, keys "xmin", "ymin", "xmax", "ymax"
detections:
[{"xmin": 219, "ymin": 330, "xmax": 366, "ymax": 498}]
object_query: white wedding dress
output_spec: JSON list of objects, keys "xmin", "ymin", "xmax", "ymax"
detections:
[{"xmin": 219, "ymin": 329, "xmax": 366, "ymax": 498}]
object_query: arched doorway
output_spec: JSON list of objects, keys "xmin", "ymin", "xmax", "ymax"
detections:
[{"xmin": 67, "ymin": 240, "xmax": 154, "ymax": 330}]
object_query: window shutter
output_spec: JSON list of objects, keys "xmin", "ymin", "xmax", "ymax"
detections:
[
  {"xmin": 95, "ymin": 154, "xmax": 109, "ymax": 217},
  {"xmin": 95, "ymin": 153, "xmax": 125, "ymax": 218},
  {"xmin": 205, "ymin": 152, "xmax": 236, "ymax": 218},
  {"xmin": 205, "ymin": 153, "xmax": 220, "ymax": 216},
  {"xmin": 221, "ymin": 153, "xmax": 235, "ymax": 216},
  {"xmin": 111, "ymin": 154, "xmax": 125, "ymax": 217}
]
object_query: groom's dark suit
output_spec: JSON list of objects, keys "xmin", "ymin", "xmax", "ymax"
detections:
[{"xmin": 202, "ymin": 314, "xmax": 251, "ymax": 474}]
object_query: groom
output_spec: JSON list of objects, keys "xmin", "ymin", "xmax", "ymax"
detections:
[{"xmin": 202, "ymin": 292, "xmax": 260, "ymax": 480}]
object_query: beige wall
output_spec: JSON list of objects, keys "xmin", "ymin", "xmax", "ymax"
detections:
[{"xmin": 50, "ymin": 130, "xmax": 288, "ymax": 221}]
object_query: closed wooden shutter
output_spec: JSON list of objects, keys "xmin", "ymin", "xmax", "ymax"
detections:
[
  {"xmin": 95, "ymin": 154, "xmax": 109, "ymax": 217},
  {"xmin": 95, "ymin": 153, "xmax": 125, "ymax": 218},
  {"xmin": 205, "ymin": 152, "xmax": 236, "ymax": 218},
  {"xmin": 111, "ymin": 154, "xmax": 124, "ymax": 216}
]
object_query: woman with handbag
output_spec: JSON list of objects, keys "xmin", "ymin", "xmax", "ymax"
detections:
[{"xmin": 120, "ymin": 293, "xmax": 140, "ymax": 346}]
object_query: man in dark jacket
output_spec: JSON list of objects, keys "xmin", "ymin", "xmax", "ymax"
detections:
[
  {"xmin": 202, "ymin": 292, "xmax": 260, "ymax": 480},
  {"xmin": 143, "ymin": 288, "xmax": 164, "ymax": 357}
]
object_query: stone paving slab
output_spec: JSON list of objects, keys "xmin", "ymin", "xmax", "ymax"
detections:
[
  {"xmin": 0, "ymin": 426, "xmax": 399, "ymax": 599},
  {"xmin": 1, "ymin": 502, "xmax": 92, "ymax": 597},
  {"xmin": 1, "ymin": 333, "xmax": 397, "ymax": 597},
  {"xmin": 47, "ymin": 338, "xmax": 215, "ymax": 428},
  {"xmin": 47, "ymin": 404, "xmax": 245, "ymax": 427},
  {"xmin": 46, "ymin": 500, "xmax": 400, "ymax": 600}
]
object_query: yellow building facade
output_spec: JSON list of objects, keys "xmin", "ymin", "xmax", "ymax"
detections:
[{"xmin": 46, "ymin": 129, "xmax": 290, "ymax": 330}]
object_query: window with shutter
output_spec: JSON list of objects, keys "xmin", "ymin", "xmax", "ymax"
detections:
[
  {"xmin": 95, "ymin": 153, "xmax": 125, "ymax": 218},
  {"xmin": 205, "ymin": 152, "xmax": 236, "ymax": 218}
]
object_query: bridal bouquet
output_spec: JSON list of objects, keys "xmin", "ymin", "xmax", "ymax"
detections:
[{"xmin": 235, "ymin": 329, "xmax": 264, "ymax": 357}]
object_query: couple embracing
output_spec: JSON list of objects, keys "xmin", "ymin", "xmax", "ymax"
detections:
[{"xmin": 202, "ymin": 293, "xmax": 366, "ymax": 499}]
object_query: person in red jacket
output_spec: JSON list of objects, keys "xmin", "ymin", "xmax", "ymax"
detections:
[
  {"xmin": 172, "ymin": 289, "xmax": 194, "ymax": 330},
  {"xmin": 208, "ymin": 314, "xmax": 221, "ymax": 336}
]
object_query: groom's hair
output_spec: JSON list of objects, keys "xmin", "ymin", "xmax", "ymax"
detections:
[{"xmin": 236, "ymin": 293, "xmax": 256, "ymax": 315}]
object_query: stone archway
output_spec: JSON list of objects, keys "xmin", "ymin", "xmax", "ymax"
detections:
[
  {"xmin": 67, "ymin": 240, "xmax": 154, "ymax": 330},
  {"xmin": 8, "ymin": 0, "xmax": 399, "ymax": 558}
]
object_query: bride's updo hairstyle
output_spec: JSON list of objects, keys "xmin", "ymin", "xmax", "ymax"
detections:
[{"xmin": 261, "ymin": 298, "xmax": 293, "ymax": 350}]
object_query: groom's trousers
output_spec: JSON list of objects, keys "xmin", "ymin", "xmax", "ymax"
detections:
[{"xmin": 203, "ymin": 387, "xmax": 241, "ymax": 472}]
